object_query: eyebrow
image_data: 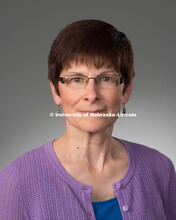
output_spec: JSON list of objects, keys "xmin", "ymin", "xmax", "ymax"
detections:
[{"xmin": 66, "ymin": 70, "xmax": 117, "ymax": 76}]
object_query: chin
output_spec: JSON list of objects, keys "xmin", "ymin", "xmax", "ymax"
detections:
[{"xmin": 77, "ymin": 118, "xmax": 116, "ymax": 133}]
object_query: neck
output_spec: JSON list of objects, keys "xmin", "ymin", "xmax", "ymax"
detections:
[{"xmin": 57, "ymin": 122, "xmax": 117, "ymax": 172}]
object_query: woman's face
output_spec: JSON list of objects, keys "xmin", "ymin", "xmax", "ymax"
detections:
[{"xmin": 50, "ymin": 62, "xmax": 132, "ymax": 133}]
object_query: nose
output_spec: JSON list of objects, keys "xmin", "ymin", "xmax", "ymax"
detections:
[{"xmin": 84, "ymin": 78, "xmax": 100, "ymax": 103}]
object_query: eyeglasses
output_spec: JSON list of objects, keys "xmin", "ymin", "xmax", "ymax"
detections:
[{"xmin": 58, "ymin": 74, "xmax": 124, "ymax": 89}]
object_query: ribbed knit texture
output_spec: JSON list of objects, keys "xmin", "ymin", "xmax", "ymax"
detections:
[{"xmin": 0, "ymin": 138, "xmax": 176, "ymax": 220}]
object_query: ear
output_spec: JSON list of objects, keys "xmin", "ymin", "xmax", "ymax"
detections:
[
  {"xmin": 122, "ymin": 80, "xmax": 133, "ymax": 105},
  {"xmin": 49, "ymin": 81, "xmax": 61, "ymax": 105}
]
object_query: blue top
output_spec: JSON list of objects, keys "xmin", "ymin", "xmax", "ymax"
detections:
[{"xmin": 92, "ymin": 197, "xmax": 123, "ymax": 220}]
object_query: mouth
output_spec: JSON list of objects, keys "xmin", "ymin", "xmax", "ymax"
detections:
[{"xmin": 79, "ymin": 110, "xmax": 106, "ymax": 114}]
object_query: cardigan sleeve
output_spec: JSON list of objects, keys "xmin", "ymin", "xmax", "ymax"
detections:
[
  {"xmin": 164, "ymin": 159, "xmax": 176, "ymax": 220},
  {"xmin": 0, "ymin": 162, "xmax": 24, "ymax": 219}
]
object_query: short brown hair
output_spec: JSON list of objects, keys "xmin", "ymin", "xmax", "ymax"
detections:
[{"xmin": 48, "ymin": 19, "xmax": 135, "ymax": 94}]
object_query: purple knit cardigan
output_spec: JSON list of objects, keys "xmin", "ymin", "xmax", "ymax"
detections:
[{"xmin": 0, "ymin": 139, "xmax": 176, "ymax": 219}]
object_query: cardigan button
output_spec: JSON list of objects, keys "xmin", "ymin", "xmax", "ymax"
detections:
[
  {"xmin": 115, "ymin": 183, "xmax": 122, "ymax": 189},
  {"xmin": 123, "ymin": 205, "xmax": 129, "ymax": 212}
]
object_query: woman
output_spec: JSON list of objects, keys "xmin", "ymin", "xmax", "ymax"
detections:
[{"xmin": 0, "ymin": 19, "xmax": 176, "ymax": 220}]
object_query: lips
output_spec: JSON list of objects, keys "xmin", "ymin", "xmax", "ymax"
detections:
[{"xmin": 79, "ymin": 110, "xmax": 106, "ymax": 113}]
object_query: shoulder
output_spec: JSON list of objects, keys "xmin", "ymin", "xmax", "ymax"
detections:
[
  {"xmin": 0, "ymin": 159, "xmax": 18, "ymax": 189},
  {"xmin": 121, "ymin": 139, "xmax": 176, "ymax": 214},
  {"xmin": 0, "ymin": 140, "xmax": 54, "ymax": 218},
  {"xmin": 0, "ymin": 140, "xmax": 53, "ymax": 182},
  {"xmin": 122, "ymin": 139, "xmax": 174, "ymax": 168},
  {"xmin": 0, "ymin": 160, "xmax": 23, "ymax": 218},
  {"xmin": 0, "ymin": 140, "xmax": 54, "ymax": 204},
  {"xmin": 121, "ymin": 139, "xmax": 176, "ymax": 183}
]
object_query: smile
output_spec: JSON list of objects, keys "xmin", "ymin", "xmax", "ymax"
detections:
[{"xmin": 79, "ymin": 110, "xmax": 106, "ymax": 114}]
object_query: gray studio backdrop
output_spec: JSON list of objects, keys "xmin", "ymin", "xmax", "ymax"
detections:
[{"xmin": 1, "ymin": 0, "xmax": 176, "ymax": 170}]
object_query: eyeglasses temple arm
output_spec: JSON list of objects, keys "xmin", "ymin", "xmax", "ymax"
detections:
[
  {"xmin": 120, "ymin": 77, "xmax": 124, "ymax": 84},
  {"xmin": 58, "ymin": 77, "xmax": 65, "ymax": 84}
]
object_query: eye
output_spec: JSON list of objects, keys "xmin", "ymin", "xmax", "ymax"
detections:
[
  {"xmin": 64, "ymin": 75, "xmax": 86, "ymax": 85},
  {"xmin": 71, "ymin": 77, "xmax": 83, "ymax": 83},
  {"xmin": 100, "ymin": 76, "xmax": 112, "ymax": 82}
]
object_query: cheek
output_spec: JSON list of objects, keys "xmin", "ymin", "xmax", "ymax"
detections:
[
  {"xmin": 102, "ymin": 89, "xmax": 122, "ymax": 106},
  {"xmin": 103, "ymin": 90, "xmax": 123, "ymax": 115},
  {"xmin": 59, "ymin": 87, "xmax": 81, "ymax": 107}
]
